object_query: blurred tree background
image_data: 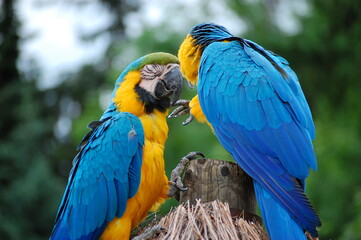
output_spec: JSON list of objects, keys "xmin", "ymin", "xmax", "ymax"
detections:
[{"xmin": 0, "ymin": 0, "xmax": 360, "ymax": 239}]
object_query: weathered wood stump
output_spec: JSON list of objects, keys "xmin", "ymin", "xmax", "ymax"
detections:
[
  {"xmin": 132, "ymin": 158, "xmax": 268, "ymax": 239},
  {"xmin": 179, "ymin": 158, "xmax": 260, "ymax": 222}
]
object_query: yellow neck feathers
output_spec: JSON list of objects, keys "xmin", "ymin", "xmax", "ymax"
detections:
[
  {"xmin": 178, "ymin": 35, "xmax": 212, "ymax": 127},
  {"xmin": 178, "ymin": 35, "xmax": 202, "ymax": 85},
  {"xmin": 113, "ymin": 71, "xmax": 144, "ymax": 116}
]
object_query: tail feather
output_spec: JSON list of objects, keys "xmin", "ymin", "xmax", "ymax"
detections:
[
  {"xmin": 227, "ymin": 139, "xmax": 320, "ymax": 236},
  {"xmin": 50, "ymin": 221, "xmax": 71, "ymax": 240},
  {"xmin": 50, "ymin": 215, "xmax": 107, "ymax": 240},
  {"xmin": 254, "ymin": 182, "xmax": 307, "ymax": 240}
]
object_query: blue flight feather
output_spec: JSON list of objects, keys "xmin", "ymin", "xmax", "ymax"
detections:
[
  {"xmin": 254, "ymin": 182, "xmax": 307, "ymax": 240},
  {"xmin": 128, "ymin": 148, "xmax": 143, "ymax": 198}
]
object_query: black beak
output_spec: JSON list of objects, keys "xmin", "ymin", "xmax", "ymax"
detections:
[{"xmin": 154, "ymin": 66, "xmax": 183, "ymax": 106}]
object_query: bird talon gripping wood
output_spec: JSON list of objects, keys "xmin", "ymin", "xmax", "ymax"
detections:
[
  {"xmin": 182, "ymin": 151, "xmax": 205, "ymax": 162},
  {"xmin": 168, "ymin": 151, "xmax": 205, "ymax": 198},
  {"xmin": 132, "ymin": 224, "xmax": 164, "ymax": 240}
]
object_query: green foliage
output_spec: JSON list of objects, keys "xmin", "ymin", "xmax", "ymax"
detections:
[
  {"xmin": 0, "ymin": 1, "xmax": 62, "ymax": 238},
  {"xmin": 288, "ymin": 1, "xmax": 361, "ymax": 238},
  {"xmin": 311, "ymin": 113, "xmax": 361, "ymax": 238}
]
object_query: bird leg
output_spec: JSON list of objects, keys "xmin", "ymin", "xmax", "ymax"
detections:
[
  {"xmin": 132, "ymin": 224, "xmax": 164, "ymax": 240},
  {"xmin": 168, "ymin": 99, "xmax": 194, "ymax": 125},
  {"xmin": 168, "ymin": 151, "xmax": 205, "ymax": 199},
  {"xmin": 306, "ymin": 232, "xmax": 319, "ymax": 240}
]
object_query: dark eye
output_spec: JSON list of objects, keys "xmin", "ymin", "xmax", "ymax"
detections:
[{"xmin": 142, "ymin": 64, "xmax": 164, "ymax": 80}]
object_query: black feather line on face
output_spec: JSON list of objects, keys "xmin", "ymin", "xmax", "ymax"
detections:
[{"xmin": 134, "ymin": 85, "xmax": 170, "ymax": 113}]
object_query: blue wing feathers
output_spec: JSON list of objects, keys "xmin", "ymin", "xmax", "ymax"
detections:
[
  {"xmin": 199, "ymin": 40, "xmax": 320, "ymax": 237},
  {"xmin": 127, "ymin": 130, "xmax": 139, "ymax": 157},
  {"xmin": 128, "ymin": 146, "xmax": 143, "ymax": 198},
  {"xmin": 50, "ymin": 112, "xmax": 144, "ymax": 240},
  {"xmin": 261, "ymin": 98, "xmax": 282, "ymax": 128},
  {"xmin": 238, "ymin": 72, "xmax": 249, "ymax": 87},
  {"xmin": 247, "ymin": 101, "xmax": 266, "ymax": 130},
  {"xmin": 256, "ymin": 81, "xmax": 268, "ymax": 100},
  {"xmin": 216, "ymin": 122, "xmax": 316, "ymax": 226},
  {"xmin": 245, "ymin": 84, "xmax": 258, "ymax": 102},
  {"xmin": 105, "ymin": 178, "xmax": 117, "ymax": 221},
  {"xmin": 114, "ymin": 180, "xmax": 129, "ymax": 217},
  {"xmin": 242, "ymin": 72, "xmax": 252, "ymax": 86},
  {"xmin": 97, "ymin": 176, "xmax": 108, "ymax": 227},
  {"xmin": 237, "ymin": 87, "xmax": 252, "ymax": 128},
  {"xmin": 244, "ymin": 39, "xmax": 316, "ymax": 139},
  {"xmin": 232, "ymin": 143, "xmax": 319, "ymax": 234},
  {"xmin": 271, "ymin": 97, "xmax": 292, "ymax": 124},
  {"xmin": 284, "ymin": 124, "xmax": 317, "ymax": 171}
]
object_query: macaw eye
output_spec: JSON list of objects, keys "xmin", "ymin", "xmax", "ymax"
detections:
[{"xmin": 142, "ymin": 64, "xmax": 164, "ymax": 80}]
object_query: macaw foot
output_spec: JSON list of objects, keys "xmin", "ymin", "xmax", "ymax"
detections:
[
  {"xmin": 168, "ymin": 151, "xmax": 205, "ymax": 199},
  {"xmin": 168, "ymin": 99, "xmax": 194, "ymax": 125},
  {"xmin": 306, "ymin": 232, "xmax": 319, "ymax": 240},
  {"xmin": 132, "ymin": 224, "xmax": 164, "ymax": 240}
]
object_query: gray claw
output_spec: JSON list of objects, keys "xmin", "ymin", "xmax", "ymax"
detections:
[
  {"xmin": 132, "ymin": 224, "xmax": 163, "ymax": 240},
  {"xmin": 169, "ymin": 177, "xmax": 188, "ymax": 192},
  {"xmin": 168, "ymin": 99, "xmax": 191, "ymax": 119},
  {"xmin": 176, "ymin": 108, "xmax": 190, "ymax": 117},
  {"xmin": 168, "ymin": 151, "xmax": 205, "ymax": 199},
  {"xmin": 187, "ymin": 80, "xmax": 194, "ymax": 89},
  {"xmin": 183, "ymin": 151, "xmax": 205, "ymax": 161},
  {"xmin": 168, "ymin": 105, "xmax": 190, "ymax": 118},
  {"xmin": 173, "ymin": 99, "xmax": 190, "ymax": 106},
  {"xmin": 182, "ymin": 114, "xmax": 194, "ymax": 125}
]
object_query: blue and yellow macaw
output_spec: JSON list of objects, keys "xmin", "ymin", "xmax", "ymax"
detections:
[
  {"xmin": 176, "ymin": 23, "xmax": 321, "ymax": 239},
  {"xmin": 50, "ymin": 52, "xmax": 183, "ymax": 240}
]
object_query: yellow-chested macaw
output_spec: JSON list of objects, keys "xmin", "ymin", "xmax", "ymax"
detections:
[
  {"xmin": 50, "ymin": 52, "xmax": 183, "ymax": 240},
  {"xmin": 175, "ymin": 23, "xmax": 321, "ymax": 239}
]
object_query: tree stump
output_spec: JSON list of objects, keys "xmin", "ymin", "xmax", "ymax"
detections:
[
  {"xmin": 131, "ymin": 158, "xmax": 268, "ymax": 240},
  {"xmin": 179, "ymin": 158, "xmax": 260, "ymax": 223}
]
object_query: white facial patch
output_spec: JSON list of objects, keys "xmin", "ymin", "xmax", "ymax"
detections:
[{"xmin": 139, "ymin": 64, "xmax": 166, "ymax": 98}]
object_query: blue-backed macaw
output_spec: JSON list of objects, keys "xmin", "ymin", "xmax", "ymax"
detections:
[
  {"xmin": 50, "ymin": 52, "xmax": 183, "ymax": 240},
  {"xmin": 176, "ymin": 23, "xmax": 321, "ymax": 239}
]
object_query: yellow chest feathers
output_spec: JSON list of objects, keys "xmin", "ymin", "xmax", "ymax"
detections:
[
  {"xmin": 178, "ymin": 35, "xmax": 202, "ymax": 85},
  {"xmin": 139, "ymin": 112, "xmax": 168, "ymax": 144}
]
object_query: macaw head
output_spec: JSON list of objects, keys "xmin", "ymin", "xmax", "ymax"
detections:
[
  {"xmin": 102, "ymin": 52, "xmax": 183, "ymax": 119},
  {"xmin": 178, "ymin": 23, "xmax": 233, "ymax": 85},
  {"xmin": 189, "ymin": 23, "xmax": 233, "ymax": 51}
]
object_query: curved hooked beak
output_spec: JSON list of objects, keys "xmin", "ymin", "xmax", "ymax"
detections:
[{"xmin": 154, "ymin": 64, "xmax": 183, "ymax": 106}]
